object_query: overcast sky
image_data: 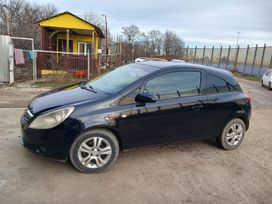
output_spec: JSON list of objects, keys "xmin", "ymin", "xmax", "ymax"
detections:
[{"xmin": 32, "ymin": 0, "xmax": 272, "ymax": 47}]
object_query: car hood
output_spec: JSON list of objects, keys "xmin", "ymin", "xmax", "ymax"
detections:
[{"xmin": 28, "ymin": 84, "xmax": 108, "ymax": 114}]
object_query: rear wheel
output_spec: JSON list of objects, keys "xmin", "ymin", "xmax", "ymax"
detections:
[
  {"xmin": 217, "ymin": 118, "xmax": 246, "ymax": 150},
  {"xmin": 69, "ymin": 129, "xmax": 119, "ymax": 173}
]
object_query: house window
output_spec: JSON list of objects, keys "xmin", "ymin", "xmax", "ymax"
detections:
[
  {"xmin": 58, "ymin": 39, "xmax": 73, "ymax": 52},
  {"xmin": 78, "ymin": 42, "xmax": 92, "ymax": 55}
]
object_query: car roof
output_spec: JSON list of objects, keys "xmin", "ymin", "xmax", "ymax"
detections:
[{"xmin": 137, "ymin": 61, "xmax": 237, "ymax": 84}]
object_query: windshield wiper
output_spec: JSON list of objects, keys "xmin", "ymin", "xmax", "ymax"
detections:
[{"xmin": 80, "ymin": 81, "xmax": 97, "ymax": 93}]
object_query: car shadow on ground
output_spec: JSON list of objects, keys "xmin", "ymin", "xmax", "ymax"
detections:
[{"xmin": 20, "ymin": 138, "xmax": 219, "ymax": 173}]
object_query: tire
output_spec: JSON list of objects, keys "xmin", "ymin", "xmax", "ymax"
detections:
[
  {"xmin": 216, "ymin": 118, "xmax": 246, "ymax": 150},
  {"xmin": 69, "ymin": 129, "xmax": 119, "ymax": 173},
  {"xmin": 261, "ymin": 80, "xmax": 264, "ymax": 87},
  {"xmin": 269, "ymin": 82, "xmax": 272, "ymax": 90}
]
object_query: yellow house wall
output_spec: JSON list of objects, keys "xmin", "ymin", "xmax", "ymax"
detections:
[{"xmin": 57, "ymin": 34, "xmax": 99, "ymax": 57}]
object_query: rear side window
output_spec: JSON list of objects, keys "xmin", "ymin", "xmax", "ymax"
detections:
[
  {"xmin": 144, "ymin": 71, "xmax": 201, "ymax": 100},
  {"xmin": 204, "ymin": 73, "xmax": 239, "ymax": 94}
]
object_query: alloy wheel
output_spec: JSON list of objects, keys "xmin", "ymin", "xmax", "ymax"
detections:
[
  {"xmin": 78, "ymin": 137, "xmax": 112, "ymax": 168},
  {"xmin": 225, "ymin": 123, "xmax": 243, "ymax": 146}
]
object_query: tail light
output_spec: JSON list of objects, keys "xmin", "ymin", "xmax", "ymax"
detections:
[{"xmin": 245, "ymin": 95, "xmax": 251, "ymax": 103}]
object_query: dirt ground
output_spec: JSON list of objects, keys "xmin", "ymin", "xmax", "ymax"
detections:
[{"xmin": 0, "ymin": 78, "xmax": 271, "ymax": 204}]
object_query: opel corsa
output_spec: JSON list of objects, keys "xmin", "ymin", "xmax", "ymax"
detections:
[{"xmin": 21, "ymin": 62, "xmax": 251, "ymax": 173}]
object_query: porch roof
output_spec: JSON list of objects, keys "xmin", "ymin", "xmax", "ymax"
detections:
[
  {"xmin": 38, "ymin": 11, "xmax": 105, "ymax": 38},
  {"xmin": 44, "ymin": 26, "xmax": 99, "ymax": 37}
]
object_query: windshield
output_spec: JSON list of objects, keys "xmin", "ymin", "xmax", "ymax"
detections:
[{"xmin": 86, "ymin": 64, "xmax": 158, "ymax": 93}]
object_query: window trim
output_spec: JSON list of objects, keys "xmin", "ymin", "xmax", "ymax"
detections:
[{"xmin": 141, "ymin": 68, "xmax": 204, "ymax": 101}]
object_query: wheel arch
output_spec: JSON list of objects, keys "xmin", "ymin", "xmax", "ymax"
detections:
[
  {"xmin": 82, "ymin": 125, "xmax": 125, "ymax": 151},
  {"xmin": 236, "ymin": 115, "xmax": 249, "ymax": 130}
]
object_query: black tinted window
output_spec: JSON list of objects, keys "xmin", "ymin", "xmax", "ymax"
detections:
[
  {"xmin": 205, "ymin": 74, "xmax": 232, "ymax": 94},
  {"xmin": 119, "ymin": 88, "xmax": 141, "ymax": 105},
  {"xmin": 144, "ymin": 71, "xmax": 201, "ymax": 100}
]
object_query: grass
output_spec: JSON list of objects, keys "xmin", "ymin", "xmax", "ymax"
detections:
[{"xmin": 233, "ymin": 72, "xmax": 262, "ymax": 82}]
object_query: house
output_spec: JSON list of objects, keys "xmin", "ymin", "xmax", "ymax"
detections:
[
  {"xmin": 38, "ymin": 11, "xmax": 104, "ymax": 55},
  {"xmin": 37, "ymin": 11, "xmax": 105, "ymax": 77}
]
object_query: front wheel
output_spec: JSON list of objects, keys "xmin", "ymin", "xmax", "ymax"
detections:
[
  {"xmin": 69, "ymin": 129, "xmax": 119, "ymax": 173},
  {"xmin": 217, "ymin": 118, "xmax": 246, "ymax": 150}
]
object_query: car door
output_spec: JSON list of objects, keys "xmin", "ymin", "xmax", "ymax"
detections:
[{"xmin": 128, "ymin": 69, "xmax": 208, "ymax": 147}]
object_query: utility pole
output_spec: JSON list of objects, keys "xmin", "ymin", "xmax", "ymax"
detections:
[
  {"xmin": 102, "ymin": 14, "xmax": 108, "ymax": 68},
  {"xmin": 236, "ymin": 32, "xmax": 241, "ymax": 48},
  {"xmin": 233, "ymin": 32, "xmax": 241, "ymax": 72}
]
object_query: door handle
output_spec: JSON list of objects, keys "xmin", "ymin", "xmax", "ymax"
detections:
[{"xmin": 192, "ymin": 104, "xmax": 203, "ymax": 111}]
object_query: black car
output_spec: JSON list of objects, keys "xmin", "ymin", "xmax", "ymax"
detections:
[{"xmin": 21, "ymin": 61, "xmax": 251, "ymax": 173}]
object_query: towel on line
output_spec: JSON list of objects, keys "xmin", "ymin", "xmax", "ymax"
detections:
[{"xmin": 14, "ymin": 48, "xmax": 25, "ymax": 65}]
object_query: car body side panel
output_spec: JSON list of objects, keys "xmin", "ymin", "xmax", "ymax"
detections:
[
  {"xmin": 203, "ymin": 92, "xmax": 250, "ymax": 138},
  {"xmin": 128, "ymin": 95, "xmax": 208, "ymax": 147}
]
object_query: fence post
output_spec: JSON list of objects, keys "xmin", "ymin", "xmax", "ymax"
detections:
[
  {"xmin": 243, "ymin": 45, "xmax": 249, "ymax": 74},
  {"xmin": 251, "ymin": 44, "xmax": 258, "ymax": 75},
  {"xmin": 193, "ymin": 46, "xmax": 197, "ymax": 63},
  {"xmin": 32, "ymin": 50, "xmax": 37, "ymax": 81},
  {"xmin": 87, "ymin": 50, "xmax": 90, "ymax": 80},
  {"xmin": 270, "ymin": 55, "xmax": 272, "ymax": 69},
  {"xmin": 202, "ymin": 46, "xmax": 206, "ymax": 65},
  {"xmin": 234, "ymin": 45, "xmax": 240, "ymax": 72},
  {"xmin": 8, "ymin": 41, "xmax": 14, "ymax": 84},
  {"xmin": 210, "ymin": 46, "xmax": 214, "ymax": 66},
  {"xmin": 185, "ymin": 46, "xmax": 189, "ymax": 62},
  {"xmin": 225, "ymin": 45, "xmax": 231, "ymax": 70},
  {"xmin": 258, "ymin": 43, "xmax": 266, "ymax": 76},
  {"xmin": 218, "ymin": 46, "xmax": 222, "ymax": 68}
]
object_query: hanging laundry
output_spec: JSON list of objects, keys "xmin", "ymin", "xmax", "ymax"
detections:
[
  {"xmin": 27, "ymin": 50, "xmax": 33, "ymax": 60},
  {"xmin": 14, "ymin": 49, "xmax": 25, "ymax": 65}
]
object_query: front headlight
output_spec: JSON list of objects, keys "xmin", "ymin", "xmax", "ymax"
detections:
[{"xmin": 29, "ymin": 107, "xmax": 75, "ymax": 129}]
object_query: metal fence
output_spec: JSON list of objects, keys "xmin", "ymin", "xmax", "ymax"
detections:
[
  {"xmin": 34, "ymin": 50, "xmax": 122, "ymax": 81},
  {"xmin": 184, "ymin": 44, "xmax": 272, "ymax": 76}
]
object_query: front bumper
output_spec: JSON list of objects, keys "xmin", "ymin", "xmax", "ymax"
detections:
[{"xmin": 20, "ymin": 111, "xmax": 81, "ymax": 161}]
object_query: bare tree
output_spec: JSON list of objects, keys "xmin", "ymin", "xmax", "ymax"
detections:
[
  {"xmin": 122, "ymin": 24, "xmax": 141, "ymax": 60},
  {"xmin": 82, "ymin": 11, "xmax": 112, "ymax": 57},
  {"xmin": 163, "ymin": 30, "xmax": 185, "ymax": 60},
  {"xmin": 143, "ymin": 30, "xmax": 163, "ymax": 56},
  {"xmin": 0, "ymin": 0, "xmax": 58, "ymax": 49}
]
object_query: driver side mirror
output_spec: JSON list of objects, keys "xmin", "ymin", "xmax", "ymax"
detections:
[{"xmin": 135, "ymin": 92, "xmax": 157, "ymax": 104}]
